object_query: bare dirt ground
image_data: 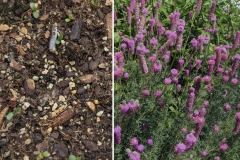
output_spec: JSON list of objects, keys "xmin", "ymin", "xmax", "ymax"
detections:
[{"xmin": 0, "ymin": 0, "xmax": 112, "ymax": 159}]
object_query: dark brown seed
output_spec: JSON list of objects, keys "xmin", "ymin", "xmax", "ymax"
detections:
[
  {"xmin": 70, "ymin": 18, "xmax": 83, "ymax": 41},
  {"xmin": 56, "ymin": 80, "xmax": 70, "ymax": 88},
  {"xmin": 24, "ymin": 79, "xmax": 35, "ymax": 96},
  {"xmin": 97, "ymin": 9, "xmax": 104, "ymax": 20},
  {"xmin": 9, "ymin": 97, "xmax": 17, "ymax": 108}
]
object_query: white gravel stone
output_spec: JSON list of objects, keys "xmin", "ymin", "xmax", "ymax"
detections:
[
  {"xmin": 69, "ymin": 61, "xmax": 75, "ymax": 66},
  {"xmin": 69, "ymin": 82, "xmax": 75, "ymax": 90},
  {"xmin": 96, "ymin": 111, "xmax": 104, "ymax": 117},
  {"xmin": 59, "ymin": 95, "xmax": 66, "ymax": 102},
  {"xmin": 37, "ymin": 106, "xmax": 43, "ymax": 111},
  {"xmin": 52, "ymin": 103, "xmax": 58, "ymax": 111}
]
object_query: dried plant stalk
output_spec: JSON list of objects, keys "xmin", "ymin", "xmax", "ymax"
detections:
[
  {"xmin": 49, "ymin": 108, "xmax": 75, "ymax": 127},
  {"xmin": 50, "ymin": 105, "xmax": 67, "ymax": 118},
  {"xmin": 0, "ymin": 106, "xmax": 9, "ymax": 127},
  {"xmin": 49, "ymin": 25, "xmax": 58, "ymax": 52}
]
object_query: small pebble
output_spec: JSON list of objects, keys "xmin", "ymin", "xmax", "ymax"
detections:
[
  {"xmin": 52, "ymin": 103, "xmax": 58, "ymax": 111},
  {"xmin": 37, "ymin": 106, "xmax": 43, "ymax": 111},
  {"xmin": 58, "ymin": 95, "xmax": 66, "ymax": 102},
  {"xmin": 69, "ymin": 82, "xmax": 75, "ymax": 90},
  {"xmin": 69, "ymin": 61, "xmax": 75, "ymax": 66},
  {"xmin": 32, "ymin": 76, "xmax": 39, "ymax": 81},
  {"xmin": 96, "ymin": 111, "xmax": 104, "ymax": 117},
  {"xmin": 104, "ymin": 47, "xmax": 109, "ymax": 52},
  {"xmin": 97, "ymin": 141, "xmax": 102, "ymax": 146},
  {"xmin": 97, "ymin": 117, "xmax": 100, "ymax": 122},
  {"xmin": 71, "ymin": 90, "xmax": 77, "ymax": 95},
  {"xmin": 94, "ymin": 100, "xmax": 99, "ymax": 105},
  {"xmin": 102, "ymin": 37, "xmax": 107, "ymax": 41},
  {"xmin": 25, "ymin": 139, "xmax": 31, "ymax": 145}
]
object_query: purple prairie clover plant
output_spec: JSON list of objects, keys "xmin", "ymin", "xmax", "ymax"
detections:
[
  {"xmin": 169, "ymin": 11, "xmax": 180, "ymax": 31},
  {"xmin": 170, "ymin": 69, "xmax": 178, "ymax": 77},
  {"xmin": 114, "ymin": 126, "xmax": 121, "ymax": 145},
  {"xmin": 121, "ymin": 43, "xmax": 127, "ymax": 52},
  {"xmin": 207, "ymin": 84, "xmax": 213, "ymax": 93},
  {"xmin": 208, "ymin": 1, "xmax": 216, "ymax": 20},
  {"xmin": 153, "ymin": 61, "xmax": 162, "ymax": 74},
  {"xmin": 154, "ymin": 90, "xmax": 162, "ymax": 98},
  {"xmin": 233, "ymin": 31, "xmax": 240, "ymax": 49},
  {"xmin": 157, "ymin": 22, "xmax": 165, "ymax": 40},
  {"xmin": 137, "ymin": 44, "xmax": 149, "ymax": 74},
  {"xmin": 147, "ymin": 139, "xmax": 153, "ymax": 146},
  {"xmin": 149, "ymin": 54, "xmax": 157, "ymax": 63},
  {"xmin": 176, "ymin": 19, "xmax": 186, "ymax": 50},
  {"xmin": 158, "ymin": 30, "xmax": 177, "ymax": 55},
  {"xmin": 114, "ymin": 11, "xmax": 117, "ymax": 23},
  {"xmin": 128, "ymin": 151, "xmax": 141, "ymax": 160},
  {"xmin": 221, "ymin": 138, "xmax": 227, "ymax": 144},
  {"xmin": 195, "ymin": 0, "xmax": 202, "ymax": 13},
  {"xmin": 202, "ymin": 101, "xmax": 209, "ymax": 108},
  {"xmin": 197, "ymin": 35, "xmax": 205, "ymax": 54},
  {"xmin": 142, "ymin": 89, "xmax": 150, "ymax": 98},
  {"xmin": 186, "ymin": 92, "xmax": 195, "ymax": 112},
  {"xmin": 158, "ymin": 99, "xmax": 165, "ymax": 109},
  {"xmin": 217, "ymin": 67, "xmax": 224, "ymax": 76},
  {"xmin": 150, "ymin": 38, "xmax": 158, "ymax": 49},
  {"xmin": 176, "ymin": 84, "xmax": 182, "ymax": 92},
  {"xmin": 185, "ymin": 70, "xmax": 190, "ymax": 76},
  {"xmin": 195, "ymin": 59, "xmax": 202, "ymax": 69},
  {"xmin": 181, "ymin": 128, "xmax": 187, "ymax": 134},
  {"xmin": 136, "ymin": 144, "xmax": 144, "ymax": 153},
  {"xmin": 148, "ymin": 18, "xmax": 155, "ymax": 35},
  {"xmin": 135, "ymin": 32, "xmax": 144, "ymax": 43},
  {"xmin": 123, "ymin": 73, "xmax": 129, "ymax": 79},
  {"xmin": 214, "ymin": 156, "xmax": 221, "ymax": 160},
  {"xmin": 185, "ymin": 133, "xmax": 197, "ymax": 151},
  {"xmin": 174, "ymin": 142, "xmax": 186, "ymax": 155},
  {"xmin": 214, "ymin": 46, "xmax": 222, "ymax": 69},
  {"xmin": 203, "ymin": 75, "xmax": 211, "ymax": 85},
  {"xmin": 142, "ymin": 122, "xmax": 148, "ymax": 131},
  {"xmin": 164, "ymin": 78, "xmax": 172, "ymax": 85},
  {"xmin": 194, "ymin": 117, "xmax": 205, "ymax": 139},
  {"xmin": 130, "ymin": 137, "xmax": 139, "ymax": 148},
  {"xmin": 233, "ymin": 112, "xmax": 240, "ymax": 135},
  {"xmin": 199, "ymin": 107, "xmax": 207, "ymax": 117},
  {"xmin": 231, "ymin": 78, "xmax": 238, "ymax": 85},
  {"xmin": 220, "ymin": 143, "xmax": 228, "ymax": 152},
  {"xmin": 178, "ymin": 59, "xmax": 184, "ymax": 71},
  {"xmin": 191, "ymin": 38, "xmax": 198, "ymax": 50},
  {"xmin": 224, "ymin": 103, "xmax": 231, "ymax": 112},
  {"xmin": 114, "ymin": 64, "xmax": 124, "ymax": 81},
  {"xmin": 172, "ymin": 77, "xmax": 178, "ymax": 84},
  {"xmin": 214, "ymin": 125, "xmax": 220, "ymax": 133},
  {"xmin": 223, "ymin": 75, "xmax": 229, "ymax": 82},
  {"xmin": 207, "ymin": 60, "xmax": 215, "ymax": 76},
  {"xmin": 188, "ymin": 87, "xmax": 195, "ymax": 93},
  {"xmin": 129, "ymin": 0, "xmax": 135, "ymax": 12},
  {"xmin": 193, "ymin": 110, "xmax": 199, "ymax": 117},
  {"xmin": 194, "ymin": 76, "xmax": 201, "ymax": 93},
  {"xmin": 201, "ymin": 150, "xmax": 208, "ymax": 157},
  {"xmin": 231, "ymin": 54, "xmax": 240, "ymax": 74}
]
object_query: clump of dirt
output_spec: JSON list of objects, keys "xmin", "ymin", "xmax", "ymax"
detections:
[{"xmin": 0, "ymin": 0, "xmax": 112, "ymax": 159}]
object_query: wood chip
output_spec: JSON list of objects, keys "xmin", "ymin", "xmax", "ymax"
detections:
[
  {"xmin": 16, "ymin": 45, "xmax": 26, "ymax": 56},
  {"xmin": 86, "ymin": 102, "xmax": 95, "ymax": 112},
  {"xmin": 70, "ymin": 18, "xmax": 83, "ymax": 41},
  {"xmin": 78, "ymin": 74, "xmax": 96, "ymax": 84},
  {"xmin": 72, "ymin": 0, "xmax": 81, "ymax": 3},
  {"xmin": 39, "ymin": 14, "xmax": 49, "ymax": 21},
  {"xmin": 10, "ymin": 59, "xmax": 22, "ymax": 71},
  {"xmin": 0, "ymin": 24, "xmax": 10, "ymax": 31},
  {"xmin": 105, "ymin": 13, "xmax": 112, "ymax": 39},
  {"xmin": 9, "ymin": 33, "xmax": 22, "ymax": 41},
  {"xmin": 105, "ymin": 0, "xmax": 112, "ymax": 6},
  {"xmin": 45, "ymin": 30, "xmax": 50, "ymax": 39},
  {"xmin": 20, "ymin": 27, "xmax": 28, "ymax": 35}
]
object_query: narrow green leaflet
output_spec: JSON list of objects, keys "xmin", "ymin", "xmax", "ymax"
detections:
[{"xmin": 6, "ymin": 112, "xmax": 14, "ymax": 120}]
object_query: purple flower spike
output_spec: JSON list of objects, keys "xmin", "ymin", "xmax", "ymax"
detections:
[
  {"xmin": 231, "ymin": 78, "xmax": 238, "ymax": 85},
  {"xmin": 176, "ymin": 84, "xmax": 182, "ymax": 92},
  {"xmin": 154, "ymin": 90, "xmax": 162, "ymax": 98},
  {"xmin": 201, "ymin": 150, "xmax": 208, "ymax": 157},
  {"xmin": 196, "ymin": 59, "xmax": 202, "ymax": 69},
  {"xmin": 164, "ymin": 78, "xmax": 172, "ymax": 85},
  {"xmin": 203, "ymin": 75, "xmax": 211, "ymax": 85},
  {"xmin": 185, "ymin": 70, "xmax": 190, "ymax": 76},
  {"xmin": 130, "ymin": 137, "xmax": 139, "ymax": 147},
  {"xmin": 153, "ymin": 61, "xmax": 162, "ymax": 74},
  {"xmin": 233, "ymin": 31, "xmax": 240, "ymax": 49},
  {"xmin": 217, "ymin": 67, "xmax": 224, "ymax": 76},
  {"xmin": 121, "ymin": 43, "xmax": 127, "ymax": 52},
  {"xmin": 195, "ymin": 0, "xmax": 203, "ymax": 13},
  {"xmin": 214, "ymin": 157, "xmax": 221, "ymax": 160},
  {"xmin": 150, "ymin": 38, "xmax": 158, "ymax": 49},
  {"xmin": 172, "ymin": 77, "xmax": 178, "ymax": 84},
  {"xmin": 149, "ymin": 54, "xmax": 157, "ymax": 63},
  {"xmin": 127, "ymin": 7, "xmax": 132, "ymax": 24},
  {"xmin": 114, "ymin": 126, "xmax": 121, "ymax": 144},
  {"xmin": 207, "ymin": 84, "xmax": 213, "ymax": 93},
  {"xmin": 136, "ymin": 144, "xmax": 144, "ymax": 153},
  {"xmin": 178, "ymin": 59, "xmax": 184, "ymax": 71},
  {"xmin": 208, "ymin": 1, "xmax": 216, "ymax": 20},
  {"xmin": 224, "ymin": 103, "xmax": 231, "ymax": 112},
  {"xmin": 171, "ymin": 69, "xmax": 179, "ymax": 77},
  {"xmin": 220, "ymin": 143, "xmax": 228, "ymax": 152},
  {"xmin": 135, "ymin": 32, "xmax": 144, "ymax": 42},
  {"xmin": 147, "ymin": 139, "xmax": 153, "ymax": 146},
  {"xmin": 114, "ymin": 11, "xmax": 118, "ymax": 23},
  {"xmin": 188, "ymin": 87, "xmax": 195, "ymax": 93},
  {"xmin": 158, "ymin": 99, "xmax": 165, "ymax": 108},
  {"xmin": 186, "ymin": 92, "xmax": 195, "ymax": 112},
  {"xmin": 123, "ymin": 73, "xmax": 129, "ymax": 79},
  {"xmin": 199, "ymin": 107, "xmax": 206, "ymax": 117},
  {"xmin": 128, "ymin": 151, "xmax": 141, "ymax": 160},
  {"xmin": 142, "ymin": 90, "xmax": 150, "ymax": 98},
  {"xmin": 223, "ymin": 76, "xmax": 229, "ymax": 82},
  {"xmin": 142, "ymin": 122, "xmax": 148, "ymax": 131},
  {"xmin": 182, "ymin": 128, "xmax": 187, "ymax": 134},
  {"xmin": 233, "ymin": 112, "xmax": 240, "ymax": 135},
  {"xmin": 191, "ymin": 38, "xmax": 198, "ymax": 49},
  {"xmin": 185, "ymin": 133, "xmax": 197, "ymax": 151},
  {"xmin": 174, "ymin": 143, "xmax": 186, "ymax": 155},
  {"xmin": 193, "ymin": 110, "xmax": 199, "ymax": 117},
  {"xmin": 214, "ymin": 125, "xmax": 220, "ymax": 133}
]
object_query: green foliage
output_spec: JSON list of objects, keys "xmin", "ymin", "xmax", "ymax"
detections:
[
  {"xmin": 30, "ymin": 2, "xmax": 39, "ymax": 19},
  {"xmin": 37, "ymin": 151, "xmax": 51, "ymax": 160},
  {"xmin": 6, "ymin": 107, "xmax": 22, "ymax": 120},
  {"xmin": 56, "ymin": 34, "xmax": 64, "ymax": 45},
  {"xmin": 91, "ymin": 0, "xmax": 100, "ymax": 7},
  {"xmin": 69, "ymin": 155, "xmax": 81, "ymax": 160},
  {"xmin": 65, "ymin": 14, "xmax": 73, "ymax": 22},
  {"xmin": 114, "ymin": 0, "xmax": 240, "ymax": 159}
]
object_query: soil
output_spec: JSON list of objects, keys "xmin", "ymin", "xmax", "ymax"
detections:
[{"xmin": 0, "ymin": 0, "xmax": 112, "ymax": 160}]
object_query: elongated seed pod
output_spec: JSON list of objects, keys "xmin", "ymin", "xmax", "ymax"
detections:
[
  {"xmin": 49, "ymin": 108, "xmax": 75, "ymax": 127},
  {"xmin": 49, "ymin": 26, "xmax": 58, "ymax": 52},
  {"xmin": 0, "ymin": 106, "xmax": 9, "ymax": 127}
]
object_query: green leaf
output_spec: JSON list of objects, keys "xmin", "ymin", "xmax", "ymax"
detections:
[
  {"xmin": 65, "ymin": 18, "xmax": 71, "ymax": 22},
  {"xmin": 58, "ymin": 34, "xmax": 63, "ymax": 40},
  {"xmin": 56, "ymin": 40, "xmax": 60, "ymax": 44},
  {"xmin": 33, "ymin": 11, "xmax": 39, "ymax": 18},
  {"xmin": 30, "ymin": 2, "xmax": 36, "ymax": 10},
  {"xmin": 6, "ymin": 112, "xmax": 14, "ymax": 120},
  {"xmin": 42, "ymin": 151, "xmax": 50, "ymax": 157},
  {"xmin": 76, "ymin": 157, "xmax": 81, "ymax": 160},
  {"xmin": 13, "ymin": 107, "xmax": 21, "ymax": 115},
  {"xmin": 69, "ymin": 155, "xmax": 77, "ymax": 160},
  {"xmin": 68, "ymin": 14, "xmax": 73, "ymax": 20}
]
